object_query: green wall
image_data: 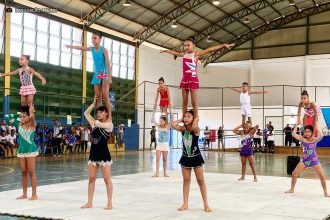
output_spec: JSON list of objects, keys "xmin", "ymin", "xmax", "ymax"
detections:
[{"xmin": 0, "ymin": 56, "xmax": 136, "ymax": 124}]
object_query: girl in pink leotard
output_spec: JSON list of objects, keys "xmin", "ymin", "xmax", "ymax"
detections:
[{"xmin": 160, "ymin": 38, "xmax": 234, "ymax": 117}]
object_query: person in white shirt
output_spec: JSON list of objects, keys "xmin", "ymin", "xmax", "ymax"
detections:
[
  {"xmin": 81, "ymin": 126, "xmax": 90, "ymax": 153},
  {"xmin": 0, "ymin": 130, "xmax": 8, "ymax": 157},
  {"xmin": 266, "ymin": 128, "xmax": 275, "ymax": 153},
  {"xmin": 229, "ymin": 82, "xmax": 269, "ymax": 125},
  {"xmin": 118, "ymin": 124, "xmax": 125, "ymax": 148},
  {"xmin": 6, "ymin": 129, "xmax": 16, "ymax": 157}
]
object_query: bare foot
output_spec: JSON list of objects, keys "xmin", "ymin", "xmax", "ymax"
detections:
[
  {"xmin": 178, "ymin": 204, "xmax": 188, "ymax": 211},
  {"xmin": 238, "ymin": 177, "xmax": 244, "ymax": 181},
  {"xmin": 285, "ymin": 190, "xmax": 294, "ymax": 193},
  {"xmin": 81, "ymin": 203, "xmax": 92, "ymax": 209},
  {"xmin": 16, "ymin": 195, "xmax": 27, "ymax": 200},
  {"xmin": 204, "ymin": 206, "xmax": 212, "ymax": 212},
  {"xmin": 104, "ymin": 205, "xmax": 113, "ymax": 210},
  {"xmin": 152, "ymin": 174, "xmax": 159, "ymax": 177},
  {"xmin": 324, "ymin": 193, "xmax": 330, "ymax": 197},
  {"xmin": 28, "ymin": 195, "xmax": 38, "ymax": 200},
  {"xmin": 164, "ymin": 174, "xmax": 170, "ymax": 177},
  {"xmin": 254, "ymin": 178, "xmax": 258, "ymax": 182}
]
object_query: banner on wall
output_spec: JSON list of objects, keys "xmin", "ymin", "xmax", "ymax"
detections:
[
  {"xmin": 67, "ymin": 115, "xmax": 72, "ymax": 125},
  {"xmin": 109, "ymin": 92, "xmax": 115, "ymax": 112}
]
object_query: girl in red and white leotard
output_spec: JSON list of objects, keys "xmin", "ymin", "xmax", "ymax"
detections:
[
  {"xmin": 160, "ymin": 38, "xmax": 235, "ymax": 117},
  {"xmin": 297, "ymin": 90, "xmax": 321, "ymax": 128},
  {"xmin": 154, "ymin": 77, "xmax": 171, "ymax": 115}
]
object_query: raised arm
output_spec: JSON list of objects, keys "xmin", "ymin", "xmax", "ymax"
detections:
[
  {"xmin": 232, "ymin": 124, "xmax": 243, "ymax": 135},
  {"xmin": 192, "ymin": 116, "xmax": 200, "ymax": 135},
  {"xmin": 166, "ymin": 107, "xmax": 174, "ymax": 129},
  {"xmin": 160, "ymin": 49, "xmax": 184, "ymax": 57},
  {"xmin": 84, "ymin": 99, "xmax": 96, "ymax": 127},
  {"xmin": 292, "ymin": 124, "xmax": 303, "ymax": 142},
  {"xmin": 103, "ymin": 48, "xmax": 112, "ymax": 85},
  {"xmin": 28, "ymin": 68, "xmax": 46, "ymax": 85},
  {"xmin": 65, "ymin": 45, "xmax": 91, "ymax": 51},
  {"xmin": 249, "ymin": 125, "xmax": 259, "ymax": 136},
  {"xmin": 0, "ymin": 69, "xmax": 19, "ymax": 77},
  {"xmin": 314, "ymin": 124, "xmax": 323, "ymax": 142},
  {"xmin": 171, "ymin": 118, "xmax": 184, "ymax": 132},
  {"xmin": 196, "ymin": 43, "xmax": 235, "ymax": 56},
  {"xmin": 29, "ymin": 105, "xmax": 36, "ymax": 129}
]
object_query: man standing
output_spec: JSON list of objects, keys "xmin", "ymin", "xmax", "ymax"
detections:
[
  {"xmin": 52, "ymin": 119, "xmax": 63, "ymax": 156},
  {"xmin": 283, "ymin": 124, "xmax": 292, "ymax": 146},
  {"xmin": 217, "ymin": 126, "xmax": 224, "ymax": 150},
  {"xmin": 150, "ymin": 126, "xmax": 157, "ymax": 149},
  {"xmin": 204, "ymin": 126, "xmax": 210, "ymax": 149}
]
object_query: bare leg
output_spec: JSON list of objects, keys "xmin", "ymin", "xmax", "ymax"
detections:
[
  {"xmin": 182, "ymin": 89, "xmax": 189, "ymax": 117},
  {"xmin": 100, "ymin": 165, "xmax": 113, "ymax": 210},
  {"xmin": 27, "ymin": 95, "xmax": 34, "ymax": 107},
  {"xmin": 242, "ymin": 115, "xmax": 246, "ymax": 125},
  {"xmin": 152, "ymin": 150, "xmax": 161, "ymax": 177},
  {"xmin": 239, "ymin": 157, "xmax": 247, "ymax": 180},
  {"xmin": 94, "ymin": 85, "xmax": 102, "ymax": 107},
  {"xmin": 194, "ymin": 167, "xmax": 212, "ymax": 212},
  {"xmin": 178, "ymin": 168, "xmax": 191, "ymax": 211},
  {"xmin": 191, "ymin": 90, "xmax": 198, "ymax": 117},
  {"xmin": 162, "ymin": 151, "xmax": 169, "ymax": 177},
  {"xmin": 285, "ymin": 162, "xmax": 305, "ymax": 193},
  {"xmin": 248, "ymin": 117, "xmax": 252, "ymax": 125},
  {"xmin": 27, "ymin": 157, "xmax": 38, "ymax": 200},
  {"xmin": 17, "ymin": 158, "xmax": 28, "ymax": 199},
  {"xmin": 21, "ymin": 96, "xmax": 28, "ymax": 106},
  {"xmin": 247, "ymin": 155, "xmax": 257, "ymax": 182},
  {"xmin": 81, "ymin": 165, "xmax": 98, "ymax": 208},
  {"xmin": 101, "ymin": 80, "xmax": 111, "ymax": 112},
  {"xmin": 313, "ymin": 164, "xmax": 330, "ymax": 197}
]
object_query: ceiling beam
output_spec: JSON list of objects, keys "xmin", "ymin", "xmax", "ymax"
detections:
[
  {"xmin": 135, "ymin": 0, "xmax": 205, "ymax": 46},
  {"xmin": 203, "ymin": 1, "xmax": 330, "ymax": 66},
  {"xmin": 82, "ymin": 0, "xmax": 120, "ymax": 27},
  {"xmin": 175, "ymin": 0, "xmax": 283, "ymax": 51}
]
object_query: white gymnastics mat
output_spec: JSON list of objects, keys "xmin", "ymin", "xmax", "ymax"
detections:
[{"xmin": 0, "ymin": 172, "xmax": 329, "ymax": 220}]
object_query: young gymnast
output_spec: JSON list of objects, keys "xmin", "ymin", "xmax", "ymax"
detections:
[
  {"xmin": 285, "ymin": 123, "xmax": 330, "ymax": 197},
  {"xmin": 161, "ymin": 38, "xmax": 234, "ymax": 117},
  {"xmin": 0, "ymin": 55, "xmax": 46, "ymax": 106},
  {"xmin": 6, "ymin": 105, "xmax": 39, "ymax": 200},
  {"xmin": 153, "ymin": 77, "xmax": 171, "ymax": 115},
  {"xmin": 66, "ymin": 31, "xmax": 112, "ymax": 107},
  {"xmin": 152, "ymin": 107, "xmax": 173, "ymax": 177},
  {"xmin": 229, "ymin": 82, "xmax": 269, "ymax": 125},
  {"xmin": 232, "ymin": 122, "xmax": 258, "ymax": 182},
  {"xmin": 297, "ymin": 90, "xmax": 321, "ymax": 128},
  {"xmin": 82, "ymin": 96, "xmax": 114, "ymax": 210},
  {"xmin": 171, "ymin": 110, "xmax": 212, "ymax": 212}
]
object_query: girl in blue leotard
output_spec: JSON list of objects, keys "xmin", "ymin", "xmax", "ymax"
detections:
[
  {"xmin": 66, "ymin": 31, "xmax": 112, "ymax": 108},
  {"xmin": 285, "ymin": 123, "xmax": 330, "ymax": 197}
]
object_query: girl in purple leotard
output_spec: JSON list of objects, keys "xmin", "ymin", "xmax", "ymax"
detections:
[
  {"xmin": 286, "ymin": 123, "xmax": 330, "ymax": 197},
  {"xmin": 233, "ymin": 122, "xmax": 258, "ymax": 182}
]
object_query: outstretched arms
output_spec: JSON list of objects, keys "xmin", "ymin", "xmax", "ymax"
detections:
[
  {"xmin": 160, "ymin": 50, "xmax": 184, "ymax": 57},
  {"xmin": 0, "ymin": 69, "xmax": 19, "ymax": 77},
  {"xmin": 228, "ymin": 87, "xmax": 241, "ymax": 93},
  {"xmin": 65, "ymin": 45, "xmax": 91, "ymax": 51},
  {"xmin": 196, "ymin": 43, "xmax": 235, "ymax": 57}
]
